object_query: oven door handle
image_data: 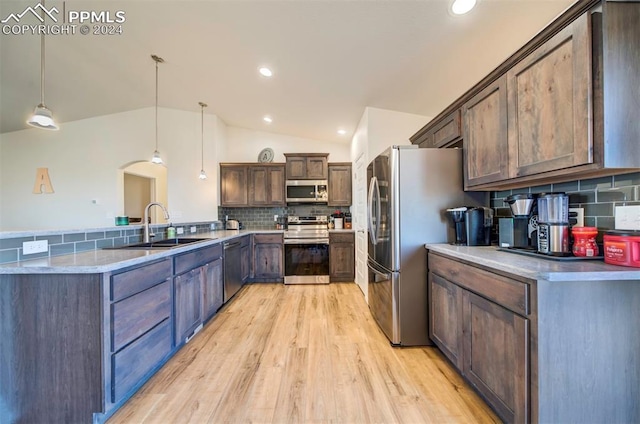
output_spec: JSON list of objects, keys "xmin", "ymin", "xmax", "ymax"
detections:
[{"xmin": 284, "ymin": 238, "xmax": 330, "ymax": 245}]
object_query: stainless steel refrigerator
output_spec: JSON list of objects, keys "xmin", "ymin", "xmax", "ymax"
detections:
[{"xmin": 367, "ymin": 145, "xmax": 484, "ymax": 346}]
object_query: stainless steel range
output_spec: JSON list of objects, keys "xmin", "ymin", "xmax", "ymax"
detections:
[{"xmin": 284, "ymin": 215, "xmax": 329, "ymax": 284}]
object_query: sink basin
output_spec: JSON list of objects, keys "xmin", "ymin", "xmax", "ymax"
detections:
[{"xmin": 105, "ymin": 237, "xmax": 214, "ymax": 250}]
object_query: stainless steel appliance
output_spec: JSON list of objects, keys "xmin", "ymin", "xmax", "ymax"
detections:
[
  {"xmin": 537, "ymin": 192, "xmax": 570, "ymax": 256},
  {"xmin": 223, "ymin": 239, "xmax": 242, "ymax": 302},
  {"xmin": 285, "ymin": 180, "xmax": 328, "ymax": 204},
  {"xmin": 367, "ymin": 145, "xmax": 485, "ymax": 346},
  {"xmin": 225, "ymin": 219, "xmax": 240, "ymax": 230},
  {"xmin": 284, "ymin": 215, "xmax": 330, "ymax": 284}
]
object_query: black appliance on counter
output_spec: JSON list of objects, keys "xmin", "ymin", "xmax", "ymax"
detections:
[
  {"xmin": 499, "ymin": 194, "xmax": 537, "ymax": 249},
  {"xmin": 446, "ymin": 206, "xmax": 493, "ymax": 246}
]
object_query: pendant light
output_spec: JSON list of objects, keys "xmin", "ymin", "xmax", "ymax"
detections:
[
  {"xmin": 150, "ymin": 55, "xmax": 164, "ymax": 164},
  {"xmin": 198, "ymin": 102, "xmax": 208, "ymax": 180},
  {"xmin": 27, "ymin": 0, "xmax": 58, "ymax": 130}
]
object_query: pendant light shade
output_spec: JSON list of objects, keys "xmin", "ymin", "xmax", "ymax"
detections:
[
  {"xmin": 150, "ymin": 55, "xmax": 164, "ymax": 165},
  {"xmin": 198, "ymin": 102, "xmax": 208, "ymax": 180},
  {"xmin": 27, "ymin": 0, "xmax": 58, "ymax": 131}
]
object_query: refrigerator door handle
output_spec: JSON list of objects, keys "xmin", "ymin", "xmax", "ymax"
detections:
[
  {"xmin": 368, "ymin": 176, "xmax": 378, "ymax": 246},
  {"xmin": 367, "ymin": 260, "xmax": 389, "ymax": 278}
]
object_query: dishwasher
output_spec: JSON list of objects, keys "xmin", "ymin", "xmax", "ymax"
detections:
[{"xmin": 223, "ymin": 240, "xmax": 243, "ymax": 303}]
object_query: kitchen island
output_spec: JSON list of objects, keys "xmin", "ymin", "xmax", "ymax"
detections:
[
  {"xmin": 0, "ymin": 229, "xmax": 278, "ymax": 424},
  {"xmin": 425, "ymin": 244, "xmax": 640, "ymax": 423}
]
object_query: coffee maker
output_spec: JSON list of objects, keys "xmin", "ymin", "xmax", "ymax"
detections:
[
  {"xmin": 446, "ymin": 206, "xmax": 493, "ymax": 246},
  {"xmin": 499, "ymin": 194, "xmax": 537, "ymax": 249},
  {"xmin": 537, "ymin": 192, "xmax": 570, "ymax": 256}
]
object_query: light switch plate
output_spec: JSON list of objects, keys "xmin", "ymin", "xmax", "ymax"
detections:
[
  {"xmin": 176, "ymin": 227, "xmax": 184, "ymax": 235},
  {"xmin": 190, "ymin": 226, "xmax": 197, "ymax": 233},
  {"xmin": 23, "ymin": 240, "xmax": 48, "ymax": 255},
  {"xmin": 615, "ymin": 205, "xmax": 640, "ymax": 230}
]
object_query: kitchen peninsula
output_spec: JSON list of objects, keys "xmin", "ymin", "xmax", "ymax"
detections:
[{"xmin": 426, "ymin": 244, "xmax": 640, "ymax": 423}]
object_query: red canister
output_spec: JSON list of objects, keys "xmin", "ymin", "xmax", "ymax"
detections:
[
  {"xmin": 572, "ymin": 226, "xmax": 599, "ymax": 257},
  {"xmin": 603, "ymin": 230, "xmax": 640, "ymax": 268}
]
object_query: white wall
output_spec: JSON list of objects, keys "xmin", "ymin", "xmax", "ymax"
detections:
[
  {"xmin": 0, "ymin": 107, "xmax": 220, "ymax": 231},
  {"xmin": 222, "ymin": 126, "xmax": 350, "ymax": 163}
]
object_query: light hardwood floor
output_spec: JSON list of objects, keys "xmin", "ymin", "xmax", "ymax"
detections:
[{"xmin": 107, "ymin": 283, "xmax": 500, "ymax": 424}]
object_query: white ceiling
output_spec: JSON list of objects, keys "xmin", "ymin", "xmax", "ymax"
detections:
[{"xmin": 0, "ymin": 0, "xmax": 575, "ymax": 142}]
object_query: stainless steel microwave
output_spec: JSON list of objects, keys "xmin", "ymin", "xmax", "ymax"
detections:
[{"xmin": 285, "ymin": 180, "xmax": 328, "ymax": 203}]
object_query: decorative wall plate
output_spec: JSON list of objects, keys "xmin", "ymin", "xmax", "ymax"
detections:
[{"xmin": 258, "ymin": 148, "xmax": 274, "ymax": 163}]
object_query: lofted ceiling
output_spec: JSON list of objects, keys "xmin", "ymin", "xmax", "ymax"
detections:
[{"xmin": 0, "ymin": 0, "xmax": 575, "ymax": 142}]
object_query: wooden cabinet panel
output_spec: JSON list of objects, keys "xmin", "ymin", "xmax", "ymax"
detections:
[
  {"xmin": 463, "ymin": 76, "xmax": 509, "ymax": 188},
  {"xmin": 174, "ymin": 243, "xmax": 222, "ymax": 275},
  {"xmin": 111, "ymin": 259, "xmax": 172, "ymax": 302},
  {"xmin": 111, "ymin": 281, "xmax": 171, "ymax": 352},
  {"xmin": 507, "ymin": 13, "xmax": 592, "ymax": 178},
  {"xmin": 111, "ymin": 319, "xmax": 172, "ymax": 403},
  {"xmin": 328, "ymin": 163, "xmax": 352, "ymax": 206},
  {"xmin": 201, "ymin": 259, "xmax": 223, "ymax": 321},
  {"xmin": 248, "ymin": 165, "xmax": 285, "ymax": 206},
  {"xmin": 241, "ymin": 237, "xmax": 251, "ymax": 283},
  {"xmin": 284, "ymin": 154, "xmax": 329, "ymax": 180},
  {"xmin": 329, "ymin": 232, "xmax": 355, "ymax": 282},
  {"xmin": 429, "ymin": 273, "xmax": 463, "ymax": 369},
  {"xmin": 253, "ymin": 234, "xmax": 283, "ymax": 280},
  {"xmin": 306, "ymin": 156, "xmax": 328, "ymax": 179},
  {"xmin": 220, "ymin": 165, "xmax": 248, "ymax": 206},
  {"xmin": 463, "ymin": 290, "xmax": 529, "ymax": 424},
  {"xmin": 174, "ymin": 269, "xmax": 202, "ymax": 344}
]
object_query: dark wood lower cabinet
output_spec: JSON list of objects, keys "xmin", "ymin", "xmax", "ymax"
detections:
[
  {"xmin": 252, "ymin": 233, "xmax": 283, "ymax": 281},
  {"xmin": 429, "ymin": 273, "xmax": 463, "ymax": 369},
  {"xmin": 329, "ymin": 232, "xmax": 355, "ymax": 282},
  {"xmin": 202, "ymin": 258, "xmax": 224, "ymax": 321},
  {"xmin": 462, "ymin": 290, "xmax": 528, "ymax": 423}
]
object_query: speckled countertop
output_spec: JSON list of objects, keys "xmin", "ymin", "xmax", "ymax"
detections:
[
  {"xmin": 426, "ymin": 244, "xmax": 640, "ymax": 282},
  {"xmin": 0, "ymin": 230, "xmax": 281, "ymax": 274}
]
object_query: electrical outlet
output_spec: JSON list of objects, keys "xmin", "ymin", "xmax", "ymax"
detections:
[
  {"xmin": 176, "ymin": 227, "xmax": 184, "ymax": 235},
  {"xmin": 274, "ymin": 214, "xmax": 278, "ymax": 222},
  {"xmin": 23, "ymin": 240, "xmax": 48, "ymax": 255},
  {"xmin": 190, "ymin": 226, "xmax": 197, "ymax": 233},
  {"xmin": 615, "ymin": 205, "xmax": 640, "ymax": 230},
  {"xmin": 569, "ymin": 207, "xmax": 584, "ymax": 227}
]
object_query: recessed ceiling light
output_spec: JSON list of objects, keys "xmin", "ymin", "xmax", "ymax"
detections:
[
  {"xmin": 259, "ymin": 67, "xmax": 273, "ymax": 77},
  {"xmin": 337, "ymin": 129, "xmax": 347, "ymax": 136},
  {"xmin": 263, "ymin": 115, "xmax": 273, "ymax": 124},
  {"xmin": 451, "ymin": 0, "xmax": 477, "ymax": 15}
]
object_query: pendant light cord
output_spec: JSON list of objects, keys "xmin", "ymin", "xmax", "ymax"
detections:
[
  {"xmin": 40, "ymin": 1, "xmax": 46, "ymax": 106},
  {"xmin": 155, "ymin": 59, "xmax": 158, "ymax": 151},
  {"xmin": 201, "ymin": 104, "xmax": 204, "ymax": 169}
]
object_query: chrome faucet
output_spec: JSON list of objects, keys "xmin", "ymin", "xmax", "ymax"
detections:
[{"xmin": 143, "ymin": 202, "xmax": 170, "ymax": 243}]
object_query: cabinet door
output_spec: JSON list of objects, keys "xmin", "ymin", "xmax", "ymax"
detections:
[
  {"xmin": 220, "ymin": 165, "xmax": 248, "ymax": 206},
  {"xmin": 286, "ymin": 157, "xmax": 307, "ymax": 179},
  {"xmin": 241, "ymin": 244, "xmax": 250, "ymax": 282},
  {"xmin": 174, "ymin": 269, "xmax": 202, "ymax": 345},
  {"xmin": 248, "ymin": 166, "xmax": 269, "ymax": 206},
  {"xmin": 253, "ymin": 235, "xmax": 283, "ymax": 279},
  {"xmin": 306, "ymin": 156, "xmax": 328, "ymax": 179},
  {"xmin": 328, "ymin": 164, "xmax": 352, "ymax": 206},
  {"xmin": 432, "ymin": 109, "xmax": 462, "ymax": 148},
  {"xmin": 268, "ymin": 166, "xmax": 286, "ymax": 206},
  {"xmin": 329, "ymin": 233, "xmax": 355, "ymax": 282},
  {"xmin": 463, "ymin": 290, "xmax": 529, "ymax": 424},
  {"xmin": 201, "ymin": 259, "xmax": 223, "ymax": 321},
  {"xmin": 507, "ymin": 13, "xmax": 592, "ymax": 178},
  {"xmin": 429, "ymin": 273, "xmax": 463, "ymax": 369},
  {"xmin": 463, "ymin": 76, "xmax": 509, "ymax": 188}
]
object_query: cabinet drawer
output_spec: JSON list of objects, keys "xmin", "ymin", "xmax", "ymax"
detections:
[
  {"xmin": 111, "ymin": 259, "xmax": 172, "ymax": 302},
  {"xmin": 175, "ymin": 244, "xmax": 222, "ymax": 275},
  {"xmin": 112, "ymin": 281, "xmax": 171, "ymax": 352},
  {"xmin": 253, "ymin": 233, "xmax": 283, "ymax": 244},
  {"xmin": 329, "ymin": 232, "xmax": 354, "ymax": 243},
  {"xmin": 429, "ymin": 253, "xmax": 529, "ymax": 316},
  {"xmin": 111, "ymin": 319, "xmax": 172, "ymax": 403}
]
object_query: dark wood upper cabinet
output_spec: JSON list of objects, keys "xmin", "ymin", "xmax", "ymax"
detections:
[
  {"xmin": 415, "ymin": 109, "xmax": 462, "ymax": 149},
  {"xmin": 284, "ymin": 153, "xmax": 329, "ymax": 180},
  {"xmin": 328, "ymin": 163, "xmax": 352, "ymax": 206},
  {"xmin": 248, "ymin": 164, "xmax": 285, "ymax": 207},
  {"xmin": 507, "ymin": 13, "xmax": 592, "ymax": 178},
  {"xmin": 220, "ymin": 165, "xmax": 248, "ymax": 206},
  {"xmin": 463, "ymin": 76, "xmax": 510, "ymax": 188}
]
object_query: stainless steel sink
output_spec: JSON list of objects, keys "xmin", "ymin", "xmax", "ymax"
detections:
[{"xmin": 105, "ymin": 237, "xmax": 214, "ymax": 250}]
